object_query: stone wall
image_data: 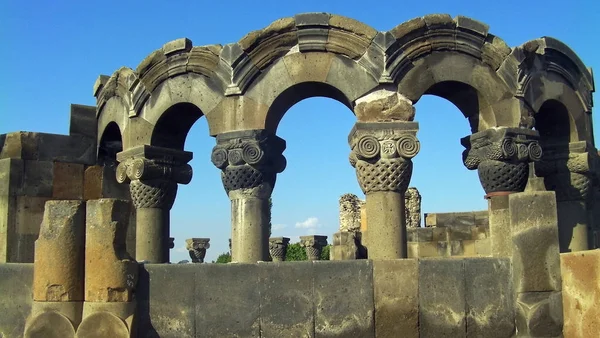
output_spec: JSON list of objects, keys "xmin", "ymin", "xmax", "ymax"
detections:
[
  {"xmin": 560, "ymin": 249, "xmax": 600, "ymax": 337},
  {"xmin": 0, "ymin": 105, "xmax": 134, "ymax": 262},
  {"xmin": 0, "ymin": 258, "xmax": 515, "ymax": 337}
]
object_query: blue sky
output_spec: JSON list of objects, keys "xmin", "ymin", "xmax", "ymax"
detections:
[{"xmin": 1, "ymin": 0, "xmax": 597, "ymax": 262}]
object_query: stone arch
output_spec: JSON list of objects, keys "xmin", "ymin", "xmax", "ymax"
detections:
[
  {"xmin": 98, "ymin": 121, "xmax": 123, "ymax": 167},
  {"xmin": 513, "ymin": 37, "xmax": 594, "ymax": 144},
  {"xmin": 390, "ymin": 14, "xmax": 519, "ymax": 132},
  {"xmin": 150, "ymin": 102, "xmax": 205, "ymax": 150}
]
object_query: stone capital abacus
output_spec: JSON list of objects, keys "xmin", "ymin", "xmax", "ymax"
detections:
[
  {"xmin": 300, "ymin": 235, "xmax": 328, "ymax": 260},
  {"xmin": 348, "ymin": 122, "xmax": 420, "ymax": 194},
  {"xmin": 211, "ymin": 129, "xmax": 286, "ymax": 198},
  {"xmin": 535, "ymin": 141, "xmax": 599, "ymax": 202},
  {"xmin": 461, "ymin": 128, "xmax": 541, "ymax": 195},
  {"xmin": 268, "ymin": 237, "xmax": 290, "ymax": 262},
  {"xmin": 185, "ymin": 238, "xmax": 210, "ymax": 263},
  {"xmin": 115, "ymin": 145, "xmax": 193, "ymax": 210}
]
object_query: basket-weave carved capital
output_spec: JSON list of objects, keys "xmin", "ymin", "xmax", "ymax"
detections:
[
  {"xmin": 212, "ymin": 129, "xmax": 286, "ymax": 195},
  {"xmin": 462, "ymin": 128, "xmax": 541, "ymax": 194},
  {"xmin": 349, "ymin": 122, "xmax": 419, "ymax": 194}
]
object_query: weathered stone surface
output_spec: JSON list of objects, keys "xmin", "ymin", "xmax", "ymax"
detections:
[
  {"xmin": 258, "ymin": 261, "xmax": 314, "ymax": 337},
  {"xmin": 0, "ymin": 263, "xmax": 33, "ymax": 337},
  {"xmin": 373, "ymin": 259, "xmax": 418, "ymax": 338},
  {"xmin": 185, "ymin": 238, "xmax": 210, "ymax": 263},
  {"xmin": 404, "ymin": 187, "xmax": 421, "ymax": 227},
  {"xmin": 516, "ymin": 291, "xmax": 563, "ymax": 337},
  {"xmin": 339, "ymin": 193, "xmax": 362, "ymax": 232},
  {"xmin": 464, "ymin": 258, "xmax": 514, "ymax": 337},
  {"xmin": 330, "ymin": 231, "xmax": 359, "ymax": 260},
  {"xmin": 300, "ymin": 235, "xmax": 328, "ymax": 260},
  {"xmin": 0, "ymin": 158, "xmax": 23, "ymax": 196},
  {"xmin": 419, "ymin": 258, "xmax": 466, "ymax": 337},
  {"xmin": 195, "ymin": 263, "xmax": 260, "ymax": 337},
  {"xmin": 510, "ymin": 191, "xmax": 562, "ymax": 292},
  {"xmin": 33, "ymin": 200, "xmax": 85, "ymax": 301},
  {"xmin": 354, "ymin": 89, "xmax": 415, "ymax": 122},
  {"xmin": 69, "ymin": 104, "xmax": 97, "ymax": 139},
  {"xmin": 313, "ymin": 260, "xmax": 374, "ymax": 337},
  {"xmin": 37, "ymin": 134, "xmax": 96, "ymax": 165},
  {"xmin": 75, "ymin": 311, "xmax": 129, "ymax": 338},
  {"xmin": 14, "ymin": 196, "xmax": 50, "ymax": 262},
  {"xmin": 21, "ymin": 160, "xmax": 54, "ymax": 197},
  {"xmin": 24, "ymin": 311, "xmax": 76, "ymax": 338},
  {"xmin": 85, "ymin": 199, "xmax": 137, "ymax": 302},
  {"xmin": 560, "ymin": 250, "xmax": 600, "ymax": 338},
  {"xmin": 52, "ymin": 162, "xmax": 84, "ymax": 199}
]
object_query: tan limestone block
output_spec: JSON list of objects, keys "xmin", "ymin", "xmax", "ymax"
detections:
[
  {"xmin": 52, "ymin": 162, "xmax": 84, "ymax": 199},
  {"xmin": 560, "ymin": 250, "xmax": 600, "ymax": 338},
  {"xmin": 418, "ymin": 242, "xmax": 441, "ymax": 257},
  {"xmin": 329, "ymin": 15, "xmax": 377, "ymax": 40},
  {"xmin": 83, "ymin": 165, "xmax": 103, "ymax": 200},
  {"xmin": 475, "ymin": 239, "xmax": 491, "ymax": 256},
  {"xmin": 85, "ymin": 199, "xmax": 137, "ymax": 302},
  {"xmin": 407, "ymin": 242, "xmax": 419, "ymax": 258},
  {"xmin": 24, "ymin": 311, "xmax": 76, "ymax": 338},
  {"xmin": 462, "ymin": 240, "xmax": 476, "ymax": 257},
  {"xmin": 33, "ymin": 200, "xmax": 85, "ymax": 301},
  {"xmin": 282, "ymin": 52, "xmax": 334, "ymax": 84},
  {"xmin": 16, "ymin": 196, "xmax": 50, "ymax": 235},
  {"xmin": 207, "ymin": 96, "xmax": 269, "ymax": 135}
]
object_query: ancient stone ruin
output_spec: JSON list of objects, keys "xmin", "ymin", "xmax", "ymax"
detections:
[{"xmin": 1, "ymin": 12, "xmax": 598, "ymax": 338}]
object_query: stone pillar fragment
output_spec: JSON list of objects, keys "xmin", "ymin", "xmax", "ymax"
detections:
[
  {"xmin": 404, "ymin": 187, "xmax": 421, "ymax": 228},
  {"xmin": 536, "ymin": 141, "xmax": 597, "ymax": 252},
  {"xmin": 300, "ymin": 235, "xmax": 328, "ymax": 260},
  {"xmin": 268, "ymin": 237, "xmax": 290, "ymax": 261},
  {"xmin": 339, "ymin": 194, "xmax": 362, "ymax": 232},
  {"xmin": 330, "ymin": 232, "xmax": 359, "ymax": 260},
  {"xmin": 349, "ymin": 121, "xmax": 419, "ymax": 259},
  {"xmin": 78, "ymin": 199, "xmax": 138, "ymax": 338},
  {"xmin": 116, "ymin": 145, "xmax": 193, "ymax": 263},
  {"xmin": 186, "ymin": 238, "xmax": 210, "ymax": 263},
  {"xmin": 25, "ymin": 200, "xmax": 86, "ymax": 337},
  {"xmin": 212, "ymin": 130, "xmax": 286, "ymax": 263}
]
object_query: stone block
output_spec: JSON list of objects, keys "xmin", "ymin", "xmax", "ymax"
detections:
[
  {"xmin": 431, "ymin": 227, "xmax": 448, "ymax": 241},
  {"xmin": 435, "ymin": 212, "xmax": 476, "ymax": 227},
  {"xmin": 195, "ymin": 263, "xmax": 260, "ymax": 337},
  {"xmin": 75, "ymin": 311, "xmax": 128, "ymax": 338},
  {"xmin": 450, "ymin": 240, "xmax": 464, "ymax": 256},
  {"xmin": 373, "ymin": 259, "xmax": 418, "ymax": 338},
  {"xmin": 560, "ymin": 250, "xmax": 600, "ymax": 338},
  {"xmin": 516, "ymin": 291, "xmax": 563, "ymax": 337},
  {"xmin": 415, "ymin": 227, "xmax": 433, "ymax": 242},
  {"xmin": 52, "ymin": 162, "xmax": 84, "ymax": 199},
  {"xmin": 37, "ymin": 134, "xmax": 96, "ymax": 165},
  {"xmin": 313, "ymin": 260, "xmax": 374, "ymax": 338},
  {"xmin": 419, "ymin": 258, "xmax": 466, "ymax": 337},
  {"xmin": 407, "ymin": 242, "xmax": 418, "ymax": 258},
  {"xmin": 464, "ymin": 258, "xmax": 515, "ymax": 337},
  {"xmin": 475, "ymin": 239, "xmax": 491, "ymax": 256},
  {"xmin": 24, "ymin": 311, "xmax": 76, "ymax": 338},
  {"xmin": 417, "ymin": 242, "xmax": 441, "ymax": 257},
  {"xmin": 0, "ymin": 195, "xmax": 17, "ymax": 263},
  {"xmin": 0, "ymin": 132, "xmax": 39, "ymax": 160},
  {"xmin": 83, "ymin": 165, "xmax": 103, "ymax": 200},
  {"xmin": 69, "ymin": 104, "xmax": 97, "ymax": 139},
  {"xmin": 0, "ymin": 158, "xmax": 24, "ymax": 196},
  {"xmin": 16, "ymin": 196, "xmax": 50, "ymax": 235},
  {"xmin": 406, "ymin": 227, "xmax": 417, "ymax": 242},
  {"xmin": 472, "ymin": 225, "xmax": 488, "ymax": 239},
  {"xmin": 424, "ymin": 213, "xmax": 436, "ymax": 227},
  {"xmin": 20, "ymin": 160, "xmax": 53, "ymax": 197},
  {"xmin": 33, "ymin": 200, "xmax": 85, "ymax": 301},
  {"xmin": 138, "ymin": 264, "xmax": 195, "ymax": 338},
  {"xmin": 449, "ymin": 225, "xmax": 474, "ymax": 241},
  {"xmin": 510, "ymin": 192, "xmax": 562, "ymax": 292},
  {"xmin": 462, "ymin": 240, "xmax": 476, "ymax": 257},
  {"xmin": 258, "ymin": 261, "xmax": 314, "ymax": 337},
  {"xmin": 85, "ymin": 199, "xmax": 137, "ymax": 302},
  {"xmin": 0, "ymin": 263, "xmax": 33, "ymax": 338}
]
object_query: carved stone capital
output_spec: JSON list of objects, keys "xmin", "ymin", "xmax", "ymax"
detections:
[
  {"xmin": 535, "ymin": 142, "xmax": 598, "ymax": 202},
  {"xmin": 212, "ymin": 130, "xmax": 286, "ymax": 196},
  {"xmin": 185, "ymin": 238, "xmax": 210, "ymax": 263},
  {"xmin": 116, "ymin": 145, "xmax": 193, "ymax": 209},
  {"xmin": 462, "ymin": 128, "xmax": 540, "ymax": 194},
  {"xmin": 349, "ymin": 122, "xmax": 419, "ymax": 194},
  {"xmin": 300, "ymin": 235, "xmax": 328, "ymax": 260},
  {"xmin": 269, "ymin": 237, "xmax": 290, "ymax": 262}
]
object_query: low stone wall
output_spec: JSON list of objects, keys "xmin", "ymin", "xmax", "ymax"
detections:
[
  {"xmin": 560, "ymin": 249, "xmax": 600, "ymax": 337},
  {"xmin": 0, "ymin": 258, "xmax": 515, "ymax": 337}
]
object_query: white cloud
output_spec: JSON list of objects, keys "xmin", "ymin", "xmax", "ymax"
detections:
[
  {"xmin": 175, "ymin": 246, "xmax": 187, "ymax": 253},
  {"xmin": 295, "ymin": 217, "xmax": 320, "ymax": 229},
  {"xmin": 272, "ymin": 224, "xmax": 287, "ymax": 231}
]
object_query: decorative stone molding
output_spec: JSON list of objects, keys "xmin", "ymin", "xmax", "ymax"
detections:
[
  {"xmin": 116, "ymin": 145, "xmax": 193, "ymax": 210},
  {"xmin": 185, "ymin": 238, "xmax": 210, "ymax": 263},
  {"xmin": 211, "ymin": 129, "xmax": 286, "ymax": 196},
  {"xmin": 268, "ymin": 237, "xmax": 290, "ymax": 262},
  {"xmin": 535, "ymin": 141, "xmax": 599, "ymax": 202},
  {"xmin": 300, "ymin": 235, "xmax": 328, "ymax": 260},
  {"xmin": 405, "ymin": 187, "xmax": 421, "ymax": 228},
  {"xmin": 462, "ymin": 128, "xmax": 541, "ymax": 194},
  {"xmin": 349, "ymin": 122, "xmax": 419, "ymax": 194}
]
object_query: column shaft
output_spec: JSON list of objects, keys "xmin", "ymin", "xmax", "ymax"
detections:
[
  {"xmin": 366, "ymin": 191, "xmax": 407, "ymax": 259},
  {"xmin": 230, "ymin": 195, "xmax": 270, "ymax": 262},
  {"xmin": 136, "ymin": 208, "xmax": 170, "ymax": 263}
]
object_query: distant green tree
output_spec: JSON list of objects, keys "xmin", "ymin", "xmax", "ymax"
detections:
[
  {"xmin": 320, "ymin": 245, "xmax": 331, "ymax": 260},
  {"xmin": 285, "ymin": 243, "xmax": 307, "ymax": 261},
  {"xmin": 215, "ymin": 252, "xmax": 231, "ymax": 264}
]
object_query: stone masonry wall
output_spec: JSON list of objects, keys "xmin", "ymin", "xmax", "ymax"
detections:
[
  {"xmin": 0, "ymin": 105, "xmax": 134, "ymax": 263},
  {"xmin": 0, "ymin": 258, "xmax": 515, "ymax": 337}
]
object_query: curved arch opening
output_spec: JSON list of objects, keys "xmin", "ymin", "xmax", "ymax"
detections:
[
  {"xmin": 265, "ymin": 82, "xmax": 353, "ymax": 132},
  {"xmin": 98, "ymin": 122, "xmax": 123, "ymax": 167},
  {"xmin": 535, "ymin": 99, "xmax": 572, "ymax": 147},
  {"xmin": 151, "ymin": 102, "xmax": 204, "ymax": 150}
]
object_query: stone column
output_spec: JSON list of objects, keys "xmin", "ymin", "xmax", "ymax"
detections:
[
  {"xmin": 462, "ymin": 128, "xmax": 542, "ymax": 257},
  {"xmin": 116, "ymin": 145, "xmax": 192, "ymax": 263},
  {"xmin": 25, "ymin": 200, "xmax": 86, "ymax": 337},
  {"xmin": 186, "ymin": 238, "xmax": 210, "ymax": 263},
  {"xmin": 300, "ymin": 235, "xmax": 328, "ymax": 260},
  {"xmin": 536, "ymin": 141, "xmax": 597, "ymax": 252},
  {"xmin": 211, "ymin": 130, "xmax": 286, "ymax": 263},
  {"xmin": 349, "ymin": 121, "xmax": 419, "ymax": 259},
  {"xmin": 268, "ymin": 237, "xmax": 290, "ymax": 261}
]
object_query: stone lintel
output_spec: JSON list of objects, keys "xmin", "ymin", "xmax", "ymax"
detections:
[
  {"xmin": 349, "ymin": 121, "xmax": 419, "ymax": 142},
  {"xmin": 300, "ymin": 235, "xmax": 328, "ymax": 247},
  {"xmin": 268, "ymin": 237, "xmax": 290, "ymax": 245}
]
